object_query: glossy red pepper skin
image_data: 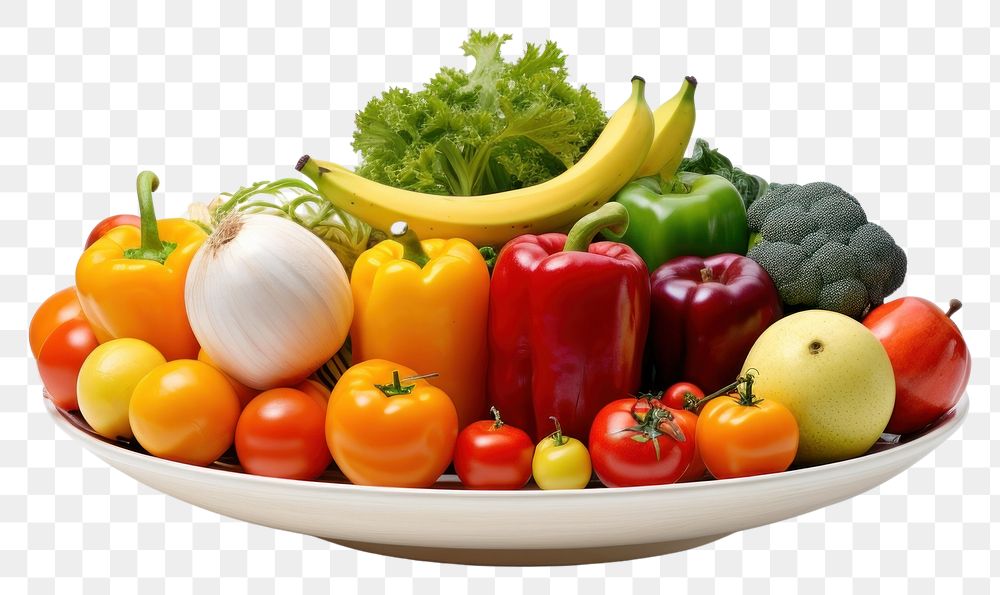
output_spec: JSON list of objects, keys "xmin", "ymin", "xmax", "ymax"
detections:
[
  {"xmin": 487, "ymin": 235, "xmax": 650, "ymax": 442},
  {"xmin": 650, "ymin": 254, "xmax": 782, "ymax": 394}
]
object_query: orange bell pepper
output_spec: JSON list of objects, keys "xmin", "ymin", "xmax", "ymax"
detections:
[
  {"xmin": 350, "ymin": 222, "xmax": 490, "ymax": 429},
  {"xmin": 76, "ymin": 172, "xmax": 207, "ymax": 361}
]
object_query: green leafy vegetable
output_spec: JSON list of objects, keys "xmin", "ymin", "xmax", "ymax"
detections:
[
  {"xmin": 352, "ymin": 31, "xmax": 607, "ymax": 196},
  {"xmin": 678, "ymin": 138, "xmax": 769, "ymax": 208},
  {"xmin": 188, "ymin": 179, "xmax": 377, "ymax": 274}
]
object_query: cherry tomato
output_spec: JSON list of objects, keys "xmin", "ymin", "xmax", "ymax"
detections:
[
  {"xmin": 662, "ymin": 382, "xmax": 704, "ymax": 412},
  {"xmin": 37, "ymin": 319, "xmax": 100, "ymax": 411},
  {"xmin": 235, "ymin": 388, "xmax": 332, "ymax": 480},
  {"xmin": 454, "ymin": 407, "xmax": 534, "ymax": 490},
  {"xmin": 77, "ymin": 338, "xmax": 166, "ymax": 440},
  {"xmin": 532, "ymin": 417, "xmax": 592, "ymax": 490},
  {"xmin": 672, "ymin": 408, "xmax": 707, "ymax": 482},
  {"xmin": 588, "ymin": 396, "xmax": 696, "ymax": 488},
  {"xmin": 326, "ymin": 360, "xmax": 458, "ymax": 488},
  {"xmin": 29, "ymin": 286, "xmax": 86, "ymax": 359},
  {"xmin": 84, "ymin": 214, "xmax": 140, "ymax": 248},
  {"xmin": 129, "ymin": 360, "xmax": 241, "ymax": 466},
  {"xmin": 696, "ymin": 374, "xmax": 799, "ymax": 479},
  {"xmin": 295, "ymin": 378, "xmax": 331, "ymax": 408},
  {"xmin": 197, "ymin": 348, "xmax": 258, "ymax": 409}
]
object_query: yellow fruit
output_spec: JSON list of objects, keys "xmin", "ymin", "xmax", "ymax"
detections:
[
  {"xmin": 633, "ymin": 76, "xmax": 697, "ymax": 180},
  {"xmin": 77, "ymin": 338, "xmax": 166, "ymax": 440},
  {"xmin": 741, "ymin": 310, "xmax": 895, "ymax": 465},
  {"xmin": 297, "ymin": 76, "xmax": 655, "ymax": 247}
]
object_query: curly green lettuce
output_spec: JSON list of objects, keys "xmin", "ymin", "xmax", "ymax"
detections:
[{"xmin": 352, "ymin": 31, "xmax": 607, "ymax": 196}]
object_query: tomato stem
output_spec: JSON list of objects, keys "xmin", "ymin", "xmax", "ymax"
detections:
[
  {"xmin": 735, "ymin": 369, "xmax": 763, "ymax": 407},
  {"xmin": 682, "ymin": 391, "xmax": 700, "ymax": 411},
  {"xmin": 490, "ymin": 406, "xmax": 504, "ymax": 430},
  {"xmin": 374, "ymin": 370, "xmax": 416, "ymax": 397},
  {"xmin": 548, "ymin": 416, "xmax": 567, "ymax": 446},
  {"xmin": 692, "ymin": 368, "xmax": 762, "ymax": 409}
]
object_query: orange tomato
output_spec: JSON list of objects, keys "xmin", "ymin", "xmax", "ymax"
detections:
[
  {"xmin": 29, "ymin": 286, "xmax": 86, "ymax": 359},
  {"xmin": 696, "ymin": 384, "xmax": 799, "ymax": 479},
  {"xmin": 128, "ymin": 360, "xmax": 241, "ymax": 466},
  {"xmin": 197, "ymin": 348, "xmax": 258, "ymax": 409},
  {"xmin": 326, "ymin": 359, "xmax": 458, "ymax": 488}
]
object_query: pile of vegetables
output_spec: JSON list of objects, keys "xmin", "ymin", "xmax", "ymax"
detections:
[{"xmin": 30, "ymin": 31, "xmax": 969, "ymax": 493}]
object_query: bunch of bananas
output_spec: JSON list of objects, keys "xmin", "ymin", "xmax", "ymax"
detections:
[{"xmin": 297, "ymin": 76, "xmax": 697, "ymax": 247}]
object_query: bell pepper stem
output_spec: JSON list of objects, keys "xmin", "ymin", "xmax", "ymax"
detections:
[
  {"xmin": 137, "ymin": 172, "xmax": 163, "ymax": 252},
  {"xmin": 124, "ymin": 171, "xmax": 177, "ymax": 265},
  {"xmin": 390, "ymin": 221, "xmax": 430, "ymax": 267},
  {"xmin": 563, "ymin": 202, "xmax": 631, "ymax": 252}
]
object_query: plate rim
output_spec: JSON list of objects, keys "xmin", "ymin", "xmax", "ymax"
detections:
[{"xmin": 45, "ymin": 395, "xmax": 969, "ymax": 498}]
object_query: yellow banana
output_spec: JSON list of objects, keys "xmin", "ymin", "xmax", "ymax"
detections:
[
  {"xmin": 633, "ymin": 75, "xmax": 697, "ymax": 180},
  {"xmin": 296, "ymin": 76, "xmax": 654, "ymax": 247}
]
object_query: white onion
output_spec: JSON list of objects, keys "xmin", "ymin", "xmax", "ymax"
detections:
[{"xmin": 185, "ymin": 213, "xmax": 353, "ymax": 390}]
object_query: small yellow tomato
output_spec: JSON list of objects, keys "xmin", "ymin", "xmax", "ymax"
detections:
[
  {"xmin": 531, "ymin": 417, "xmax": 592, "ymax": 490},
  {"xmin": 129, "ymin": 360, "xmax": 240, "ymax": 466},
  {"xmin": 76, "ymin": 338, "xmax": 166, "ymax": 440}
]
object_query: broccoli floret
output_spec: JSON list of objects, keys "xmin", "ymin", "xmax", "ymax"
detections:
[{"xmin": 746, "ymin": 182, "xmax": 907, "ymax": 319}]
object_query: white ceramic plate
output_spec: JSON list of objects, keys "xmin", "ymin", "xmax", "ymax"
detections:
[{"xmin": 46, "ymin": 396, "xmax": 967, "ymax": 566}]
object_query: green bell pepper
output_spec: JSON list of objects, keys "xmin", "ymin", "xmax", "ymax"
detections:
[{"xmin": 608, "ymin": 173, "xmax": 748, "ymax": 272}]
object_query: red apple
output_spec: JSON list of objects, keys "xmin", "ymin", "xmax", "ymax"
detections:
[
  {"xmin": 84, "ymin": 214, "xmax": 141, "ymax": 248},
  {"xmin": 863, "ymin": 297, "xmax": 971, "ymax": 434}
]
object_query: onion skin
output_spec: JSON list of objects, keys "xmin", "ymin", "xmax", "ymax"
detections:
[{"xmin": 185, "ymin": 213, "xmax": 353, "ymax": 390}]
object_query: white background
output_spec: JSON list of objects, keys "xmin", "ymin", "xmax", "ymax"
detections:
[{"xmin": 4, "ymin": 0, "xmax": 997, "ymax": 592}]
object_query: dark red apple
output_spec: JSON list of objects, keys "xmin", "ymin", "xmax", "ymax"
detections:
[
  {"xmin": 863, "ymin": 297, "xmax": 971, "ymax": 434},
  {"xmin": 84, "ymin": 214, "xmax": 141, "ymax": 248}
]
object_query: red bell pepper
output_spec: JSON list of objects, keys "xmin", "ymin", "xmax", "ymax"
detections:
[
  {"xmin": 650, "ymin": 253, "xmax": 782, "ymax": 394},
  {"xmin": 487, "ymin": 203, "xmax": 650, "ymax": 442}
]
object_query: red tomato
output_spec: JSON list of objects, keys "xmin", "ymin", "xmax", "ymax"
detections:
[
  {"xmin": 84, "ymin": 214, "xmax": 141, "ymax": 248},
  {"xmin": 662, "ymin": 382, "xmax": 705, "ymax": 412},
  {"xmin": 588, "ymin": 396, "xmax": 696, "ymax": 488},
  {"xmin": 235, "ymin": 388, "xmax": 332, "ymax": 480},
  {"xmin": 29, "ymin": 287, "xmax": 86, "ymax": 359},
  {"xmin": 454, "ymin": 407, "xmax": 534, "ymax": 489},
  {"xmin": 37, "ymin": 319, "xmax": 100, "ymax": 411},
  {"xmin": 673, "ymin": 408, "xmax": 707, "ymax": 482}
]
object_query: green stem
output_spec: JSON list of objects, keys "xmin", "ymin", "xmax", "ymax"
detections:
[
  {"xmin": 374, "ymin": 370, "xmax": 416, "ymax": 397},
  {"xmin": 548, "ymin": 416, "xmax": 567, "ymax": 446},
  {"xmin": 137, "ymin": 172, "xmax": 163, "ymax": 252},
  {"xmin": 390, "ymin": 222, "xmax": 430, "ymax": 267},
  {"xmin": 692, "ymin": 369, "xmax": 762, "ymax": 409},
  {"xmin": 563, "ymin": 202, "xmax": 630, "ymax": 252},
  {"xmin": 124, "ymin": 171, "xmax": 176, "ymax": 265}
]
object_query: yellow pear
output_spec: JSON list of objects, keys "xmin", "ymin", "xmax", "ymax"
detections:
[{"xmin": 742, "ymin": 309, "xmax": 895, "ymax": 465}]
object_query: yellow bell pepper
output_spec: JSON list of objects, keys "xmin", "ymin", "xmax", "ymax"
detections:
[
  {"xmin": 76, "ymin": 172, "xmax": 207, "ymax": 361},
  {"xmin": 350, "ymin": 222, "xmax": 490, "ymax": 429}
]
